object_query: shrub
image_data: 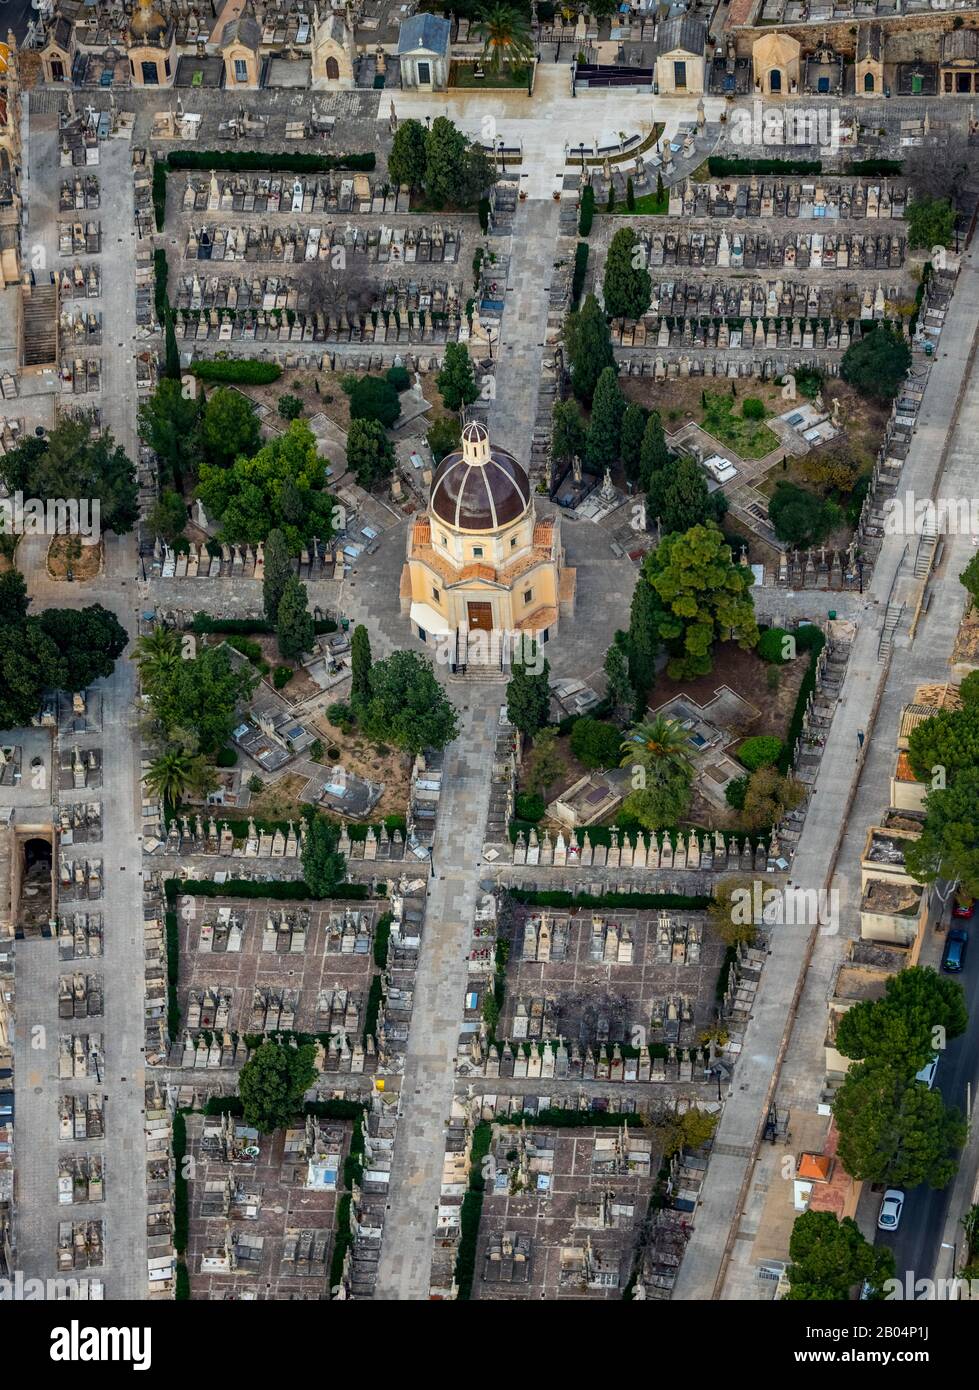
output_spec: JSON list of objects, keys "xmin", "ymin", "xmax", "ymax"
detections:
[
  {"xmin": 570, "ymin": 717, "xmax": 625, "ymax": 769},
  {"xmin": 571, "ymin": 241, "xmax": 589, "ymax": 308},
  {"xmin": 277, "ymin": 393, "xmax": 303, "ymax": 420},
  {"xmin": 327, "ymin": 700, "xmax": 353, "ymax": 725},
  {"xmin": 725, "ymin": 776, "xmax": 748, "ymax": 810},
  {"xmin": 273, "ymin": 664, "xmax": 293, "ymax": 689},
  {"xmin": 738, "ymin": 735, "xmax": 783, "ymax": 771},
  {"xmin": 216, "ymin": 747, "xmax": 238, "ymax": 767},
  {"xmin": 386, "ymin": 365, "xmax": 411, "ymax": 393},
  {"xmin": 758, "ymin": 627, "xmax": 791, "ymax": 663},
  {"xmin": 346, "ymin": 375, "xmax": 401, "ymax": 428},
  {"xmin": 191, "ymin": 359, "xmax": 282, "ymax": 385},
  {"xmin": 228, "ymin": 635, "xmax": 263, "ymax": 665},
  {"xmin": 515, "ymin": 791, "xmax": 546, "ymax": 822},
  {"xmin": 742, "ymin": 397, "xmax": 765, "ymax": 420},
  {"xmin": 478, "ymin": 197, "xmax": 490, "ymax": 233}
]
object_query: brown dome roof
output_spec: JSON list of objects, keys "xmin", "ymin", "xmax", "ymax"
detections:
[{"xmin": 430, "ymin": 422, "xmax": 530, "ymax": 532}]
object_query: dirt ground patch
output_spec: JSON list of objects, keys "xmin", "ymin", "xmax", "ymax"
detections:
[
  {"xmin": 246, "ymin": 772, "xmax": 312, "ymax": 822},
  {"xmin": 647, "ymin": 642, "xmax": 806, "ymax": 745},
  {"xmin": 307, "ymin": 713, "xmax": 412, "ymax": 822},
  {"xmin": 234, "ymin": 367, "xmax": 455, "ymax": 438},
  {"xmin": 46, "ymin": 535, "xmax": 104, "ymax": 581},
  {"xmin": 622, "ymin": 374, "xmax": 787, "ymax": 435}
]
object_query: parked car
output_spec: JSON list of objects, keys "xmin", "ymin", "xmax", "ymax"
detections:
[
  {"xmin": 877, "ymin": 1189, "xmax": 905, "ymax": 1232},
  {"xmin": 942, "ymin": 927, "xmax": 969, "ymax": 973},
  {"xmin": 915, "ymin": 1055, "xmax": 939, "ymax": 1090},
  {"xmin": 952, "ymin": 895, "xmax": 975, "ymax": 920}
]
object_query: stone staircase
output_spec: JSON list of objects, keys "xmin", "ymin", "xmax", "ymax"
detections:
[
  {"xmin": 913, "ymin": 522, "xmax": 938, "ymax": 579},
  {"xmin": 21, "ymin": 277, "xmax": 58, "ymax": 370}
]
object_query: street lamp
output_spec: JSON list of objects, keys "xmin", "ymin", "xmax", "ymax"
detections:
[
  {"xmin": 578, "ymin": 142, "xmax": 586, "ymax": 171},
  {"xmin": 498, "ymin": 137, "xmax": 506, "ymax": 174}
]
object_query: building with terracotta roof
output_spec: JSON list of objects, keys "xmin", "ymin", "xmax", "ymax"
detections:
[{"xmin": 401, "ymin": 421, "xmax": 575, "ymax": 656}]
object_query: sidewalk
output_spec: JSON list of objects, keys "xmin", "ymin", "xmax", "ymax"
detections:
[{"xmin": 674, "ymin": 243, "xmax": 979, "ymax": 1301}]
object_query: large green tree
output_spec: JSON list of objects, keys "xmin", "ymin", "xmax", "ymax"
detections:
[
  {"xmin": 147, "ymin": 490, "xmax": 188, "ymax": 545},
  {"xmin": 647, "ymin": 456, "xmax": 713, "ymax": 534},
  {"xmin": 834, "ymin": 1061, "xmax": 966, "ymax": 1189},
  {"xmin": 638, "ymin": 410, "xmax": 670, "ymax": 490},
  {"xmin": 551, "ymin": 399, "xmax": 586, "ymax": 466},
  {"xmin": 907, "ymin": 702, "xmax": 979, "ymax": 784},
  {"xmin": 37, "ymin": 605, "xmax": 128, "ymax": 691},
  {"xmin": 262, "ymin": 528, "xmax": 293, "ymax": 626},
  {"xmin": 238, "ymin": 1040, "xmax": 317, "ymax": 1133},
  {"xmin": 564, "ymin": 294, "xmax": 614, "ymax": 405},
  {"xmin": 584, "ymin": 366, "xmax": 625, "ymax": 469},
  {"xmin": 388, "ymin": 119, "xmax": 429, "ymax": 191},
  {"xmin": 363, "ymin": 650, "xmax": 459, "ymax": 755},
  {"xmin": 625, "ymin": 568, "xmax": 659, "ymax": 713},
  {"xmin": 147, "ymin": 643, "xmax": 256, "ymax": 754},
  {"xmin": 276, "ymin": 576, "xmax": 315, "ymax": 661},
  {"xmin": 622, "ymin": 761, "xmax": 692, "ymax": 831},
  {"xmin": 351, "ymin": 624, "xmax": 372, "ymax": 710},
  {"xmin": 840, "ymin": 323, "xmax": 911, "ymax": 404},
  {"xmin": 603, "ymin": 637, "xmax": 635, "ymax": 721},
  {"xmin": 346, "ymin": 418, "xmax": 395, "ymax": 491},
  {"xmin": 786, "ymin": 1211, "xmax": 895, "ymax": 1302},
  {"xmin": 904, "ymin": 768, "xmax": 979, "ymax": 900},
  {"xmin": 200, "ymin": 385, "xmax": 261, "ymax": 468},
  {"xmin": 769, "ymin": 481, "xmax": 838, "ymax": 547},
  {"xmin": 0, "ymin": 618, "xmax": 65, "ymax": 731},
  {"xmin": 621, "ymin": 715, "xmax": 693, "ymax": 780},
  {"xmin": 196, "ymin": 420, "xmax": 334, "ymax": 552},
  {"xmin": 602, "ymin": 227, "xmax": 651, "ymax": 321},
  {"xmin": 0, "ymin": 418, "xmax": 139, "ymax": 536},
  {"xmin": 144, "ymin": 747, "xmax": 217, "ymax": 805},
  {"xmin": 137, "ymin": 379, "xmax": 203, "ymax": 487},
  {"xmin": 437, "ymin": 342, "xmax": 478, "ymax": 413},
  {"xmin": 834, "ymin": 966, "xmax": 967, "ymax": 1077},
  {"xmin": 619, "ymin": 403, "xmax": 647, "ymax": 483},
  {"xmin": 424, "ymin": 116, "xmax": 493, "ymax": 207},
  {"xmin": 643, "ymin": 525, "xmax": 759, "ymax": 680},
  {"xmin": 301, "ymin": 810, "xmax": 347, "ymax": 897},
  {"xmin": 505, "ymin": 657, "xmax": 551, "ymax": 741}
]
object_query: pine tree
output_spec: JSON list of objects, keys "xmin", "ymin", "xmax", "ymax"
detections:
[
  {"xmin": 638, "ymin": 411, "xmax": 670, "ymax": 492},
  {"xmin": 602, "ymin": 227, "xmax": 652, "ymax": 322},
  {"xmin": 351, "ymin": 624, "xmax": 372, "ymax": 711},
  {"xmin": 505, "ymin": 657, "xmax": 551, "ymax": 741},
  {"xmin": 564, "ymin": 294, "xmax": 615, "ymax": 405},
  {"xmin": 262, "ymin": 528, "xmax": 293, "ymax": 625},
  {"xmin": 603, "ymin": 638, "xmax": 635, "ymax": 721},
  {"xmin": 626, "ymin": 176, "xmax": 635, "ymax": 212},
  {"xmin": 585, "ymin": 366, "xmax": 625, "ymax": 469},
  {"xmin": 626, "ymin": 568, "xmax": 659, "ymax": 715},
  {"xmin": 276, "ymin": 576, "xmax": 315, "ymax": 661},
  {"xmin": 619, "ymin": 403, "xmax": 647, "ymax": 483}
]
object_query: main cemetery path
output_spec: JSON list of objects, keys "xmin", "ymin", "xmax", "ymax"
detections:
[{"xmin": 374, "ymin": 687, "xmax": 501, "ymax": 1299}]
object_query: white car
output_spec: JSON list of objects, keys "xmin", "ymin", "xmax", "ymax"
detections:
[
  {"xmin": 915, "ymin": 1055, "xmax": 938, "ymax": 1090},
  {"xmin": 877, "ymin": 1189, "xmax": 905, "ymax": 1232}
]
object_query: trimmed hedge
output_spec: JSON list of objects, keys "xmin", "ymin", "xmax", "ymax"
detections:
[
  {"xmin": 707, "ymin": 156, "xmax": 821, "ymax": 176},
  {"xmin": 778, "ymin": 625, "xmax": 826, "ymax": 775},
  {"xmin": 164, "ymin": 877, "xmax": 371, "ymax": 903},
  {"xmin": 165, "ymin": 150, "xmax": 376, "ymax": 173},
  {"xmin": 173, "ymin": 1110, "xmax": 189, "ymax": 1254},
  {"xmin": 373, "ymin": 912, "xmax": 392, "ymax": 969},
  {"xmin": 508, "ymin": 888, "xmax": 711, "ymax": 910},
  {"xmin": 571, "ymin": 241, "xmax": 589, "ymax": 308},
  {"xmin": 847, "ymin": 158, "xmax": 903, "ymax": 176},
  {"xmin": 165, "ymin": 911, "xmax": 180, "ymax": 1038},
  {"xmin": 455, "ymin": 1121, "xmax": 492, "ymax": 1300},
  {"xmin": 190, "ymin": 359, "xmax": 282, "ymax": 385},
  {"xmin": 501, "ymin": 1106, "xmax": 643, "ymax": 1128},
  {"xmin": 152, "ymin": 160, "xmax": 167, "ymax": 232},
  {"xmin": 579, "ymin": 183, "xmax": 595, "ymax": 237},
  {"xmin": 153, "ymin": 248, "xmax": 169, "ymax": 323}
]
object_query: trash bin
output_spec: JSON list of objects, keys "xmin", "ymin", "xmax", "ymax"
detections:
[
  {"xmin": 828, "ymin": 610, "xmax": 837, "ymax": 620},
  {"xmin": 340, "ymin": 617, "xmax": 349, "ymax": 632}
]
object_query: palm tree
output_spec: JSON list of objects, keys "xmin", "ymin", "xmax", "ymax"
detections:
[
  {"xmin": 474, "ymin": 4, "xmax": 534, "ymax": 73},
  {"xmin": 132, "ymin": 625, "xmax": 181, "ymax": 690},
  {"xmin": 621, "ymin": 715, "xmax": 694, "ymax": 779},
  {"xmin": 144, "ymin": 748, "xmax": 197, "ymax": 805},
  {"xmin": 144, "ymin": 748, "xmax": 217, "ymax": 806}
]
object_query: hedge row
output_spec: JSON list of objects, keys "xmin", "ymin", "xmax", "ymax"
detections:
[
  {"xmin": 778, "ymin": 626, "xmax": 827, "ymax": 776},
  {"xmin": 189, "ymin": 359, "xmax": 282, "ymax": 385},
  {"xmin": 152, "ymin": 160, "xmax": 167, "ymax": 232},
  {"xmin": 707, "ymin": 156, "xmax": 822, "ymax": 176},
  {"xmin": 847, "ymin": 158, "xmax": 903, "ymax": 176},
  {"xmin": 164, "ymin": 877, "xmax": 371, "ymax": 903},
  {"xmin": 455, "ymin": 1121, "xmax": 493, "ymax": 1300},
  {"xmin": 203, "ymin": 1096, "xmax": 366, "ymax": 1121},
  {"xmin": 165, "ymin": 149, "xmax": 376, "ymax": 174},
  {"xmin": 508, "ymin": 888, "xmax": 711, "ymax": 910},
  {"xmin": 165, "ymin": 910, "xmax": 180, "ymax": 1038},
  {"xmin": 571, "ymin": 241, "xmax": 589, "ymax": 308},
  {"xmin": 373, "ymin": 912, "xmax": 392, "ymax": 970},
  {"xmin": 173, "ymin": 1110, "xmax": 189, "ymax": 1255},
  {"xmin": 500, "ymin": 1106, "xmax": 643, "ymax": 1128},
  {"xmin": 153, "ymin": 248, "xmax": 169, "ymax": 323}
]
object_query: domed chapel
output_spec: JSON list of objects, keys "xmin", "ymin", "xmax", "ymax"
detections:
[{"xmin": 401, "ymin": 422, "xmax": 576, "ymax": 648}]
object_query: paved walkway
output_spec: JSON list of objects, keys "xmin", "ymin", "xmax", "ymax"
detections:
[
  {"xmin": 673, "ymin": 240, "xmax": 979, "ymax": 1301},
  {"xmin": 9, "ymin": 122, "xmax": 147, "ymax": 1297},
  {"xmin": 374, "ymin": 686, "xmax": 502, "ymax": 1300}
]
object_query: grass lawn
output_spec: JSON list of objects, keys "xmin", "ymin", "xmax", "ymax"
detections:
[
  {"xmin": 701, "ymin": 391, "xmax": 780, "ymax": 459},
  {"xmin": 450, "ymin": 62, "xmax": 531, "ymax": 89},
  {"xmin": 602, "ymin": 189, "xmax": 669, "ymax": 215}
]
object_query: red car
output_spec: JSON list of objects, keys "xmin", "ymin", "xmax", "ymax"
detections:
[{"xmin": 952, "ymin": 896, "xmax": 976, "ymax": 920}]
